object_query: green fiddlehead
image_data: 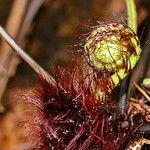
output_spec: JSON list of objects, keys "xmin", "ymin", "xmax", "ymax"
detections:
[{"xmin": 83, "ymin": 1, "xmax": 141, "ymax": 103}]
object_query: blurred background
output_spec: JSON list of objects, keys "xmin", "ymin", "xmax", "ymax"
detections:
[{"xmin": 0, "ymin": 0, "xmax": 149, "ymax": 149}]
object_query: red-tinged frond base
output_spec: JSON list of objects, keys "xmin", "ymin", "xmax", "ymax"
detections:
[{"xmin": 18, "ymin": 58, "xmax": 145, "ymax": 150}]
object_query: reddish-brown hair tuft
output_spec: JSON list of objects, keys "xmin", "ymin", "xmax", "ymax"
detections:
[{"xmin": 19, "ymin": 56, "xmax": 145, "ymax": 150}]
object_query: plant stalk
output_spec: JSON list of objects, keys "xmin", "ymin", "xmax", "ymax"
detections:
[{"xmin": 126, "ymin": 0, "xmax": 137, "ymax": 32}]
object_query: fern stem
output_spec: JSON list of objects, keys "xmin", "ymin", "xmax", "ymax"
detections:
[{"xmin": 126, "ymin": 0, "xmax": 137, "ymax": 32}]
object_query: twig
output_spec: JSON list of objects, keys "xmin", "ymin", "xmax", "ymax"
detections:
[
  {"xmin": 18, "ymin": 0, "xmax": 44, "ymax": 40},
  {"xmin": 0, "ymin": 0, "xmax": 29, "ymax": 112},
  {"xmin": 0, "ymin": 0, "xmax": 47, "ymax": 112},
  {"xmin": 0, "ymin": 25, "xmax": 57, "ymax": 87},
  {"xmin": 132, "ymin": 81, "xmax": 150, "ymax": 101}
]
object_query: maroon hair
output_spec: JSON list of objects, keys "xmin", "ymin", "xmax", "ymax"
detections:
[{"xmin": 19, "ymin": 56, "xmax": 145, "ymax": 150}]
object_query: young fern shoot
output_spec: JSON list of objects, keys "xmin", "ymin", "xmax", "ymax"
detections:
[
  {"xmin": 0, "ymin": 1, "xmax": 149, "ymax": 149},
  {"xmin": 83, "ymin": 22, "xmax": 142, "ymax": 104}
]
